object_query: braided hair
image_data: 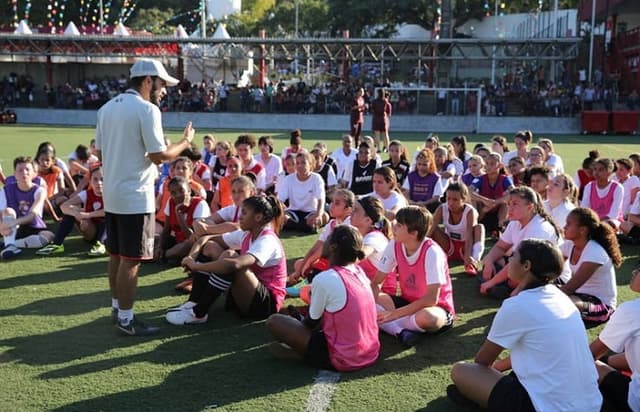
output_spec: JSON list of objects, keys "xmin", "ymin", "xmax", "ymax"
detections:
[{"xmin": 242, "ymin": 195, "xmax": 285, "ymax": 234}]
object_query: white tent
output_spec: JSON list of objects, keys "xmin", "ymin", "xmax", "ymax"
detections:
[
  {"xmin": 14, "ymin": 20, "xmax": 33, "ymax": 35},
  {"xmin": 391, "ymin": 24, "xmax": 431, "ymax": 39},
  {"xmin": 174, "ymin": 24, "xmax": 189, "ymax": 39},
  {"xmin": 113, "ymin": 22, "xmax": 130, "ymax": 36},
  {"xmin": 212, "ymin": 23, "xmax": 230, "ymax": 40},
  {"xmin": 64, "ymin": 21, "xmax": 81, "ymax": 36}
]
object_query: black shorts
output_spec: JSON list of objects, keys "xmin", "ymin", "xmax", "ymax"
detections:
[
  {"xmin": 304, "ymin": 329, "xmax": 335, "ymax": 371},
  {"xmin": 16, "ymin": 225, "xmax": 47, "ymax": 240},
  {"xmin": 600, "ymin": 370, "xmax": 632, "ymax": 412},
  {"xmin": 105, "ymin": 212, "xmax": 154, "ymax": 260},
  {"xmin": 390, "ymin": 296, "xmax": 454, "ymax": 334},
  {"xmin": 488, "ymin": 372, "xmax": 535, "ymax": 412},
  {"xmin": 283, "ymin": 210, "xmax": 316, "ymax": 233},
  {"xmin": 225, "ymin": 281, "xmax": 277, "ymax": 320}
]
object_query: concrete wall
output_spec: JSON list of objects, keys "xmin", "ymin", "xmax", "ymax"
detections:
[{"xmin": 11, "ymin": 108, "xmax": 581, "ymax": 135}]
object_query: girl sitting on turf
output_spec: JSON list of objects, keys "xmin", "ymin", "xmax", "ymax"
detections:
[
  {"xmin": 506, "ymin": 156, "xmax": 526, "ymax": 187},
  {"xmin": 480, "ymin": 186, "xmax": 564, "ymax": 298},
  {"xmin": 449, "ymin": 239, "xmax": 602, "ymax": 412},
  {"xmin": 36, "ymin": 148, "xmax": 66, "ymax": 221},
  {"xmin": 36, "ymin": 166, "xmax": 106, "ymax": 257},
  {"xmin": 538, "ymin": 138, "xmax": 565, "ymax": 175},
  {"xmin": 543, "ymin": 173, "xmax": 577, "ymax": 230},
  {"xmin": 469, "ymin": 152, "xmax": 513, "ymax": 235},
  {"xmin": 590, "ymin": 267, "xmax": 640, "ymax": 412},
  {"xmin": 431, "ymin": 183, "xmax": 485, "ymax": 276},
  {"xmin": 560, "ymin": 208, "xmax": 622, "ymax": 326},
  {"xmin": 167, "ymin": 195, "xmax": 287, "ymax": 324},
  {"xmin": 211, "ymin": 156, "xmax": 243, "ymax": 212},
  {"xmin": 210, "ymin": 140, "xmax": 233, "ymax": 188},
  {"xmin": 402, "ymin": 149, "xmax": 445, "ymax": 213},
  {"xmin": 367, "ymin": 167, "xmax": 408, "ymax": 220},
  {"xmin": 154, "ymin": 176, "xmax": 210, "ymax": 263},
  {"xmin": 278, "ymin": 152, "xmax": 328, "ymax": 233},
  {"xmin": 460, "ymin": 154, "xmax": 484, "ymax": 188},
  {"xmin": 266, "ymin": 225, "xmax": 380, "ymax": 372},
  {"xmin": 381, "ymin": 140, "xmax": 410, "ymax": 186},
  {"xmin": 373, "ymin": 205, "xmax": 455, "ymax": 348},
  {"xmin": 613, "ymin": 158, "xmax": 640, "ymax": 217},
  {"xmin": 581, "ymin": 157, "xmax": 624, "ymax": 229},
  {"xmin": 176, "ymin": 176, "xmax": 257, "ymax": 293},
  {"xmin": 351, "ymin": 196, "xmax": 397, "ymax": 295},
  {"xmin": 256, "ymin": 135, "xmax": 283, "ymax": 194},
  {"xmin": 286, "ymin": 188, "xmax": 354, "ymax": 291},
  {"xmin": 575, "ymin": 150, "xmax": 599, "ymax": 201},
  {"xmin": 434, "ymin": 146, "xmax": 457, "ymax": 184}
]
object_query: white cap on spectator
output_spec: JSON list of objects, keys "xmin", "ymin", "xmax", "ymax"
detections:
[{"xmin": 129, "ymin": 59, "xmax": 179, "ymax": 86}]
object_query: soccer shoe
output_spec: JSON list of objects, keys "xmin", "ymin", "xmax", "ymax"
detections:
[
  {"xmin": 166, "ymin": 301, "xmax": 197, "ymax": 313},
  {"xmin": 165, "ymin": 308, "xmax": 208, "ymax": 325},
  {"xmin": 35, "ymin": 243, "xmax": 64, "ymax": 256},
  {"xmin": 285, "ymin": 279, "xmax": 308, "ymax": 298},
  {"xmin": 115, "ymin": 317, "xmax": 160, "ymax": 336},
  {"xmin": 1, "ymin": 244, "xmax": 23, "ymax": 260},
  {"xmin": 87, "ymin": 241, "xmax": 106, "ymax": 257},
  {"xmin": 397, "ymin": 329, "xmax": 422, "ymax": 348}
]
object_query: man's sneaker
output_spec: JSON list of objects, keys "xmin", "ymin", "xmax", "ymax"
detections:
[
  {"xmin": 165, "ymin": 308, "xmax": 208, "ymax": 325},
  {"xmin": 115, "ymin": 317, "xmax": 161, "ymax": 336},
  {"xmin": 36, "ymin": 243, "xmax": 64, "ymax": 256},
  {"xmin": 87, "ymin": 241, "xmax": 106, "ymax": 257},
  {"xmin": 398, "ymin": 329, "xmax": 422, "ymax": 348},
  {"xmin": 166, "ymin": 301, "xmax": 196, "ymax": 313},
  {"xmin": 1, "ymin": 244, "xmax": 22, "ymax": 260}
]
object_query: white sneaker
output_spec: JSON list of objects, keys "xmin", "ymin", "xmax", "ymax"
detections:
[
  {"xmin": 165, "ymin": 308, "xmax": 208, "ymax": 325},
  {"xmin": 166, "ymin": 301, "xmax": 196, "ymax": 313}
]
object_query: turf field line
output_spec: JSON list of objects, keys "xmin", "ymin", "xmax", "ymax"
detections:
[{"xmin": 304, "ymin": 370, "xmax": 340, "ymax": 412}]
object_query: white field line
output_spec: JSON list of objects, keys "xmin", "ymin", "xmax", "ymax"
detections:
[{"xmin": 304, "ymin": 370, "xmax": 341, "ymax": 412}]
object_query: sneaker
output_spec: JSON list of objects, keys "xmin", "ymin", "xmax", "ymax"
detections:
[
  {"xmin": 398, "ymin": 329, "xmax": 422, "ymax": 348},
  {"xmin": 166, "ymin": 301, "xmax": 196, "ymax": 313},
  {"xmin": 285, "ymin": 279, "xmax": 308, "ymax": 298},
  {"xmin": 165, "ymin": 308, "xmax": 208, "ymax": 325},
  {"xmin": 115, "ymin": 317, "xmax": 160, "ymax": 336},
  {"xmin": 1, "ymin": 244, "xmax": 23, "ymax": 260},
  {"xmin": 35, "ymin": 243, "xmax": 64, "ymax": 256},
  {"xmin": 87, "ymin": 241, "xmax": 106, "ymax": 257}
]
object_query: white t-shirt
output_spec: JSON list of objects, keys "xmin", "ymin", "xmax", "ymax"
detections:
[
  {"xmin": 222, "ymin": 227, "xmax": 284, "ymax": 267},
  {"xmin": 488, "ymin": 285, "xmax": 602, "ymax": 412},
  {"xmin": 560, "ymin": 240, "xmax": 617, "ymax": 308},
  {"xmin": 55, "ymin": 158, "xmax": 70, "ymax": 174},
  {"xmin": 545, "ymin": 153, "xmax": 565, "ymax": 175},
  {"xmin": 630, "ymin": 192, "xmax": 640, "ymax": 216},
  {"xmin": 216, "ymin": 204, "xmax": 240, "ymax": 222},
  {"xmin": 502, "ymin": 150, "xmax": 520, "ymax": 166},
  {"xmin": 613, "ymin": 175, "xmax": 640, "ymax": 215},
  {"xmin": 580, "ymin": 181, "xmax": 624, "ymax": 221},
  {"xmin": 163, "ymin": 198, "xmax": 211, "ymax": 220},
  {"xmin": 599, "ymin": 298, "xmax": 640, "ymax": 412},
  {"xmin": 255, "ymin": 154, "xmax": 283, "ymax": 186},
  {"xmin": 366, "ymin": 191, "xmax": 408, "ymax": 213},
  {"xmin": 95, "ymin": 90, "xmax": 166, "ymax": 214},
  {"xmin": 318, "ymin": 217, "xmax": 351, "ymax": 242},
  {"xmin": 308, "ymin": 264, "xmax": 370, "ymax": 320},
  {"xmin": 377, "ymin": 238, "xmax": 448, "ymax": 288},
  {"xmin": 500, "ymin": 214, "xmax": 558, "ymax": 246},
  {"xmin": 543, "ymin": 199, "xmax": 575, "ymax": 229},
  {"xmin": 362, "ymin": 230, "xmax": 390, "ymax": 271},
  {"xmin": 331, "ymin": 148, "xmax": 357, "ymax": 181},
  {"xmin": 276, "ymin": 172, "xmax": 325, "ymax": 213}
]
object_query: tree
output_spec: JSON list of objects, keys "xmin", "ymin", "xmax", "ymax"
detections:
[{"xmin": 128, "ymin": 8, "xmax": 176, "ymax": 34}]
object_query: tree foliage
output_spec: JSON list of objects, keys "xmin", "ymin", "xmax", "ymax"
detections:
[{"xmin": 128, "ymin": 8, "xmax": 176, "ymax": 35}]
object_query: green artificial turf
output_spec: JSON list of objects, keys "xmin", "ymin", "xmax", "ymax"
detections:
[{"xmin": 0, "ymin": 124, "xmax": 638, "ymax": 411}]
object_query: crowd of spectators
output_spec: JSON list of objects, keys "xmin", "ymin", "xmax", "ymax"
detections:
[{"xmin": 2, "ymin": 68, "xmax": 636, "ymax": 117}]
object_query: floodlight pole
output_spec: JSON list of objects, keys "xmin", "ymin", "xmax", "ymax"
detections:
[
  {"xmin": 588, "ymin": 0, "xmax": 596, "ymax": 83},
  {"xmin": 99, "ymin": 0, "xmax": 104, "ymax": 34},
  {"xmin": 201, "ymin": 0, "xmax": 206, "ymax": 38},
  {"xmin": 490, "ymin": 0, "xmax": 498, "ymax": 85},
  {"xmin": 294, "ymin": 0, "xmax": 299, "ymax": 75}
]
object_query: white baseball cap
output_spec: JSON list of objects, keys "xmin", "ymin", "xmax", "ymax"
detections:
[{"xmin": 129, "ymin": 58, "xmax": 179, "ymax": 86}]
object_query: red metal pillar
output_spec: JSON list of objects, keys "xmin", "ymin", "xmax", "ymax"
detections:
[
  {"xmin": 259, "ymin": 29, "xmax": 266, "ymax": 88},
  {"xmin": 342, "ymin": 30, "xmax": 350, "ymax": 82}
]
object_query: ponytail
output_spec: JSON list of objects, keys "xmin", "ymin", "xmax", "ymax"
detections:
[
  {"xmin": 359, "ymin": 196, "xmax": 393, "ymax": 239},
  {"xmin": 569, "ymin": 208, "xmax": 622, "ymax": 267},
  {"xmin": 243, "ymin": 195, "xmax": 285, "ymax": 235}
]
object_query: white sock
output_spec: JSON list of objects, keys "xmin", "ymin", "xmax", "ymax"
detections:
[
  {"xmin": 118, "ymin": 309, "xmax": 134, "ymax": 324},
  {"xmin": 111, "ymin": 298, "xmax": 119, "ymax": 310},
  {"xmin": 472, "ymin": 241, "xmax": 484, "ymax": 261},
  {"xmin": 15, "ymin": 235, "xmax": 49, "ymax": 248},
  {"xmin": 376, "ymin": 304, "xmax": 404, "ymax": 336},
  {"xmin": 398, "ymin": 314, "xmax": 426, "ymax": 333}
]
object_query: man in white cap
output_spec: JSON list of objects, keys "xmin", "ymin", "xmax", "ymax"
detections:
[{"xmin": 95, "ymin": 58, "xmax": 195, "ymax": 336}]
